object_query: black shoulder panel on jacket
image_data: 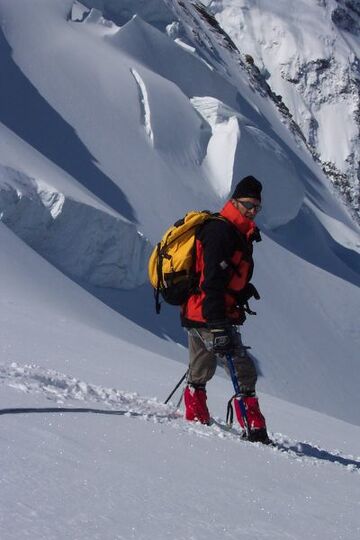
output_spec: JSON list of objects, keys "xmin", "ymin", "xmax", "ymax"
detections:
[{"xmin": 196, "ymin": 219, "xmax": 242, "ymax": 321}]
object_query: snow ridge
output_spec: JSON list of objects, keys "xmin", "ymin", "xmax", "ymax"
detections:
[
  {"xmin": 130, "ymin": 67, "xmax": 154, "ymax": 145},
  {"xmin": 0, "ymin": 166, "xmax": 151, "ymax": 289},
  {"xmin": 0, "ymin": 362, "xmax": 173, "ymax": 417}
]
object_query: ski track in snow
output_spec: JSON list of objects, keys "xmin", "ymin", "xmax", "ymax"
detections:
[{"xmin": 0, "ymin": 362, "xmax": 359, "ymax": 474}]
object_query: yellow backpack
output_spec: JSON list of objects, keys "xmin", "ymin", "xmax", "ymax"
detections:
[{"xmin": 148, "ymin": 211, "xmax": 224, "ymax": 313}]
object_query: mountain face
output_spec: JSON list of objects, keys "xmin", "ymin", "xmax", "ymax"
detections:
[
  {"xmin": 0, "ymin": 0, "xmax": 359, "ymax": 424},
  {"xmin": 1, "ymin": 3, "xmax": 360, "ymax": 538},
  {"xmin": 205, "ymin": 0, "xmax": 360, "ymax": 219}
]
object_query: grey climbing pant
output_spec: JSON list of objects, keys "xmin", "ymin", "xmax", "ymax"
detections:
[{"xmin": 187, "ymin": 327, "xmax": 258, "ymax": 396}]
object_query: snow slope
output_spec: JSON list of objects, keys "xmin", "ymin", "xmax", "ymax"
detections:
[
  {"xmin": 1, "ymin": 385, "xmax": 359, "ymax": 540},
  {"xmin": 1, "ymin": 223, "xmax": 360, "ymax": 539}
]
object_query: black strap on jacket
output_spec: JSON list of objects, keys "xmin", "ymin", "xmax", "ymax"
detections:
[{"xmin": 155, "ymin": 243, "xmax": 162, "ymax": 314}]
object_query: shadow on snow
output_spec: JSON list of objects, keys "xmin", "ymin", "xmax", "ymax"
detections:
[
  {"xmin": 0, "ymin": 406, "xmax": 174, "ymax": 420},
  {"xmin": 0, "ymin": 29, "xmax": 136, "ymax": 223},
  {"xmin": 1, "ymin": 406, "xmax": 359, "ymax": 470},
  {"xmin": 275, "ymin": 440, "xmax": 360, "ymax": 470}
]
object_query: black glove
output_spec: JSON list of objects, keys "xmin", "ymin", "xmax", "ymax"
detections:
[
  {"xmin": 207, "ymin": 323, "xmax": 235, "ymax": 356},
  {"xmin": 236, "ymin": 283, "xmax": 260, "ymax": 315},
  {"xmin": 237, "ymin": 283, "xmax": 260, "ymax": 304}
]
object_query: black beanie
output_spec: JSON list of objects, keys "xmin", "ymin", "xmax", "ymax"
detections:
[{"xmin": 232, "ymin": 176, "xmax": 262, "ymax": 201}]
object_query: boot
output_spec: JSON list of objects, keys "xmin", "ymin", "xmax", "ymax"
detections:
[
  {"xmin": 184, "ymin": 385, "xmax": 210, "ymax": 425},
  {"xmin": 233, "ymin": 396, "xmax": 271, "ymax": 444}
]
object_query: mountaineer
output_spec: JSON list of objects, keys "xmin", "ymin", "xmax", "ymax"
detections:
[{"xmin": 181, "ymin": 176, "xmax": 270, "ymax": 444}]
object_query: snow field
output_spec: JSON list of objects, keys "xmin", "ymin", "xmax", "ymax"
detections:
[
  {"xmin": 1, "ymin": 372, "xmax": 360, "ymax": 540},
  {"xmin": 1, "ymin": 361, "xmax": 359, "ymax": 474}
]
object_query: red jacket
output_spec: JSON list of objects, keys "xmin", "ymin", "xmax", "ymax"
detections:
[{"xmin": 181, "ymin": 200, "xmax": 260, "ymax": 327}]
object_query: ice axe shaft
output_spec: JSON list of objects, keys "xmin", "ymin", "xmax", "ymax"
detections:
[{"xmin": 225, "ymin": 353, "xmax": 250, "ymax": 436}]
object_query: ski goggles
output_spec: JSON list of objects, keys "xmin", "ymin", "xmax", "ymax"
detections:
[{"xmin": 237, "ymin": 200, "xmax": 262, "ymax": 213}]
